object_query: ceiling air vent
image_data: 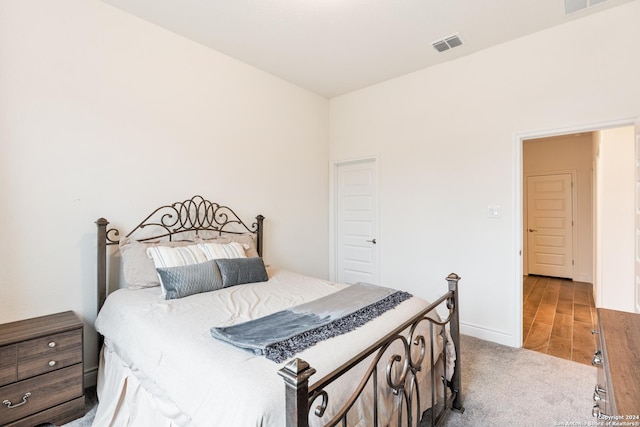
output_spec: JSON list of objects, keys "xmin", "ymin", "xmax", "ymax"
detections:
[
  {"xmin": 565, "ymin": 0, "xmax": 607, "ymax": 14},
  {"xmin": 432, "ymin": 33, "xmax": 463, "ymax": 53}
]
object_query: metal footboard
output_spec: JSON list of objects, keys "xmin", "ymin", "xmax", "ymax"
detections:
[{"xmin": 278, "ymin": 273, "xmax": 464, "ymax": 427}]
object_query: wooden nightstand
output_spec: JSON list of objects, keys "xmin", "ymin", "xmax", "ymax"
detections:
[{"xmin": 0, "ymin": 311, "xmax": 85, "ymax": 426}]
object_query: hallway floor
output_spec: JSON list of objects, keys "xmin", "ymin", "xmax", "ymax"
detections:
[{"xmin": 523, "ymin": 275, "xmax": 596, "ymax": 365}]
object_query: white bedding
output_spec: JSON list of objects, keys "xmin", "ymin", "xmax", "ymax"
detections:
[{"xmin": 94, "ymin": 267, "xmax": 449, "ymax": 427}]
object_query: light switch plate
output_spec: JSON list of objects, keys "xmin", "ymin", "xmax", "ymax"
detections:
[{"xmin": 488, "ymin": 205, "xmax": 501, "ymax": 218}]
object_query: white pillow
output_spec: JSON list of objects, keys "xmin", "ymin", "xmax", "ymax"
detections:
[
  {"xmin": 220, "ymin": 233, "xmax": 259, "ymax": 258},
  {"xmin": 195, "ymin": 233, "xmax": 259, "ymax": 257},
  {"xmin": 146, "ymin": 244, "xmax": 208, "ymax": 269},
  {"xmin": 198, "ymin": 241, "xmax": 247, "ymax": 260}
]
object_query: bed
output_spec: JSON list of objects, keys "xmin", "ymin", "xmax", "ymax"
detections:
[{"xmin": 93, "ymin": 195, "xmax": 464, "ymax": 427}]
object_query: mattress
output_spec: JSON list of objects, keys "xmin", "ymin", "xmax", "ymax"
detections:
[{"xmin": 94, "ymin": 267, "xmax": 449, "ymax": 427}]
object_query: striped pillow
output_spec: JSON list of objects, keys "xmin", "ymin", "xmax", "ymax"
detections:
[
  {"xmin": 146, "ymin": 244, "xmax": 207, "ymax": 269},
  {"xmin": 198, "ymin": 242, "xmax": 247, "ymax": 260}
]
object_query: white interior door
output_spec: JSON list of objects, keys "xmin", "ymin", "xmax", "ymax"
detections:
[
  {"xmin": 526, "ymin": 173, "xmax": 574, "ymax": 278},
  {"xmin": 336, "ymin": 159, "xmax": 379, "ymax": 285}
]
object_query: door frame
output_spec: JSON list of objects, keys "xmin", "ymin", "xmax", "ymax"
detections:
[
  {"xmin": 523, "ymin": 170, "xmax": 577, "ymax": 279},
  {"xmin": 636, "ymin": 132, "xmax": 640, "ymax": 313},
  {"xmin": 513, "ymin": 117, "xmax": 637, "ymax": 346},
  {"xmin": 329, "ymin": 155, "xmax": 380, "ymax": 283}
]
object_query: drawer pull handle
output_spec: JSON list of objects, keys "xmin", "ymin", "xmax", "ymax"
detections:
[
  {"xmin": 2, "ymin": 393, "xmax": 31, "ymax": 409},
  {"xmin": 48, "ymin": 360, "xmax": 56, "ymax": 367},
  {"xmin": 48, "ymin": 341, "xmax": 56, "ymax": 348}
]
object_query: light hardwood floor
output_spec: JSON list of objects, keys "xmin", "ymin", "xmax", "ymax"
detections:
[{"xmin": 523, "ymin": 275, "xmax": 596, "ymax": 365}]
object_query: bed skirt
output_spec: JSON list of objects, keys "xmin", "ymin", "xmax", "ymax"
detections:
[
  {"xmin": 93, "ymin": 345, "xmax": 190, "ymax": 427},
  {"xmin": 93, "ymin": 340, "xmax": 450, "ymax": 427}
]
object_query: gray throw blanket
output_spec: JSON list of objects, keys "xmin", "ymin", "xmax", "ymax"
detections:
[{"xmin": 210, "ymin": 283, "xmax": 412, "ymax": 363}]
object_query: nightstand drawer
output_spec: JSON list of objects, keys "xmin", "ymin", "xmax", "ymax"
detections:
[
  {"xmin": 0, "ymin": 345, "xmax": 17, "ymax": 387},
  {"xmin": 17, "ymin": 329, "xmax": 82, "ymax": 380},
  {"xmin": 0, "ymin": 363, "xmax": 83, "ymax": 425}
]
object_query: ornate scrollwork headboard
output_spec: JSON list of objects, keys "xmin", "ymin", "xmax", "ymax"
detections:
[{"xmin": 96, "ymin": 195, "xmax": 264, "ymax": 311}]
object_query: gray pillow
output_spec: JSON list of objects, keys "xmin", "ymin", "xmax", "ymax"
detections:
[
  {"xmin": 156, "ymin": 260, "xmax": 223, "ymax": 299},
  {"xmin": 119, "ymin": 238, "xmax": 195, "ymax": 289},
  {"xmin": 215, "ymin": 257, "xmax": 268, "ymax": 288}
]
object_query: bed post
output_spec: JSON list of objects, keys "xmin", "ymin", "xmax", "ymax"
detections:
[
  {"xmin": 96, "ymin": 218, "xmax": 109, "ymax": 313},
  {"xmin": 277, "ymin": 358, "xmax": 316, "ymax": 427},
  {"xmin": 256, "ymin": 214, "xmax": 264, "ymax": 257},
  {"xmin": 446, "ymin": 273, "xmax": 464, "ymax": 412}
]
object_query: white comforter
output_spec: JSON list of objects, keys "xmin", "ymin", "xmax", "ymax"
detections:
[{"xmin": 94, "ymin": 268, "xmax": 446, "ymax": 427}]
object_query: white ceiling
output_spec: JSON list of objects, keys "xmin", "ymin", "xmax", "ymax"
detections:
[{"xmin": 101, "ymin": 0, "xmax": 634, "ymax": 98}]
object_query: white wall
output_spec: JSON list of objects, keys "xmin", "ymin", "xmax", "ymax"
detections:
[
  {"xmin": 329, "ymin": 1, "xmax": 640, "ymax": 346},
  {"xmin": 0, "ymin": 0, "xmax": 329, "ymax": 378},
  {"xmin": 595, "ymin": 126, "xmax": 636, "ymax": 312}
]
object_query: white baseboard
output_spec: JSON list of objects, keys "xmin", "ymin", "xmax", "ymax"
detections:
[
  {"xmin": 84, "ymin": 366, "xmax": 98, "ymax": 388},
  {"xmin": 460, "ymin": 321, "xmax": 518, "ymax": 347},
  {"xmin": 573, "ymin": 274, "xmax": 592, "ymax": 283}
]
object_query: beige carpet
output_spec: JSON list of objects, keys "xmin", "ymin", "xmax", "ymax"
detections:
[
  {"xmin": 435, "ymin": 335, "xmax": 596, "ymax": 427},
  {"xmin": 55, "ymin": 335, "xmax": 597, "ymax": 427}
]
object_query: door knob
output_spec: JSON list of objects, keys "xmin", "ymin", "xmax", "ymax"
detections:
[
  {"xmin": 366, "ymin": 239, "xmax": 377, "ymax": 244},
  {"xmin": 528, "ymin": 228, "xmax": 537, "ymax": 232}
]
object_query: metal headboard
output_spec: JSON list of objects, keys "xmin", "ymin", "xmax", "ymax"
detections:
[{"xmin": 96, "ymin": 195, "xmax": 264, "ymax": 312}]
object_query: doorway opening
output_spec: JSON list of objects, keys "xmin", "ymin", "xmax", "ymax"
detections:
[
  {"xmin": 515, "ymin": 122, "xmax": 636, "ymax": 358},
  {"xmin": 521, "ymin": 133, "xmax": 595, "ymax": 364}
]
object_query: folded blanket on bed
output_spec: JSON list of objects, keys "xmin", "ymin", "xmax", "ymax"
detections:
[{"xmin": 210, "ymin": 282, "xmax": 412, "ymax": 363}]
